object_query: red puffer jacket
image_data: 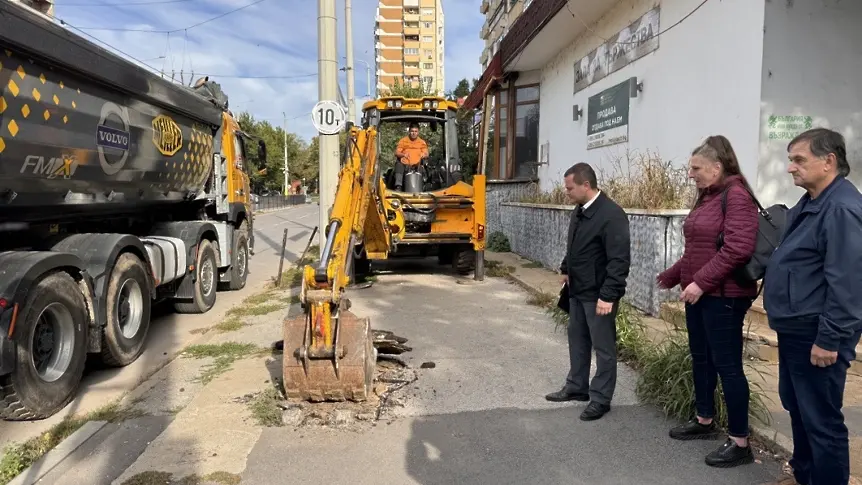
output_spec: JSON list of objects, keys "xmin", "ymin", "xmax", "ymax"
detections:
[{"xmin": 658, "ymin": 174, "xmax": 759, "ymax": 298}]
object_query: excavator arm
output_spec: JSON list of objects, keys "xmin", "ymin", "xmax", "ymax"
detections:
[{"xmin": 282, "ymin": 125, "xmax": 389, "ymax": 402}]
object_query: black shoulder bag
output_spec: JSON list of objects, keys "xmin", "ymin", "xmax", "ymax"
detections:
[{"xmin": 717, "ymin": 185, "xmax": 789, "ymax": 288}]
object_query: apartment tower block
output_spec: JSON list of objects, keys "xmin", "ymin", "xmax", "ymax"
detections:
[{"xmin": 375, "ymin": 0, "xmax": 445, "ymax": 96}]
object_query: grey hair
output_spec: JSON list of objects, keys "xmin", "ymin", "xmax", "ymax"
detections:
[{"xmin": 788, "ymin": 128, "xmax": 850, "ymax": 177}]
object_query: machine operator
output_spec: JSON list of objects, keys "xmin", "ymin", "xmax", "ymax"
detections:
[{"xmin": 393, "ymin": 122, "xmax": 429, "ymax": 191}]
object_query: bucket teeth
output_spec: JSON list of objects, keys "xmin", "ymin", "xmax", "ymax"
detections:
[{"xmin": 282, "ymin": 310, "xmax": 376, "ymax": 402}]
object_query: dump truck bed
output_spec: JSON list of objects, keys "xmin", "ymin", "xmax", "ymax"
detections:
[{"xmin": 0, "ymin": 1, "xmax": 227, "ymax": 223}]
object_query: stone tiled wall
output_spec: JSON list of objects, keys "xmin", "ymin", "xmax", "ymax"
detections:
[
  {"xmin": 486, "ymin": 180, "xmax": 537, "ymax": 233},
  {"xmin": 497, "ymin": 202, "xmax": 688, "ymax": 316}
]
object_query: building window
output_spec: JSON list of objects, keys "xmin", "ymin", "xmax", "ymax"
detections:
[
  {"xmin": 405, "ymin": 48, "xmax": 418, "ymax": 55},
  {"xmin": 423, "ymin": 63, "xmax": 433, "ymax": 69},
  {"xmin": 489, "ymin": 85, "xmax": 540, "ymax": 180},
  {"xmin": 422, "ymin": 35, "xmax": 433, "ymax": 42},
  {"xmin": 421, "ymin": 7, "xmax": 433, "ymax": 15},
  {"xmin": 423, "ymin": 22, "xmax": 433, "ymax": 28}
]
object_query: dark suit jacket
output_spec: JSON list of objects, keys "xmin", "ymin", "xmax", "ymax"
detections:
[{"xmin": 559, "ymin": 191, "xmax": 631, "ymax": 302}]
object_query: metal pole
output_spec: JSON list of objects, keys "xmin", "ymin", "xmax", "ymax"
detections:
[
  {"xmin": 318, "ymin": 0, "xmax": 338, "ymax": 250},
  {"xmin": 283, "ymin": 112, "xmax": 289, "ymax": 195},
  {"xmin": 345, "ymin": 0, "xmax": 356, "ymax": 123},
  {"xmin": 356, "ymin": 59, "xmax": 371, "ymax": 98}
]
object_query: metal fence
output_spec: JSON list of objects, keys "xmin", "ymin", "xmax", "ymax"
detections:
[{"xmin": 252, "ymin": 194, "xmax": 309, "ymax": 212}]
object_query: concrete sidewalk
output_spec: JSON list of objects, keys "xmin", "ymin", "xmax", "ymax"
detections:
[{"xmin": 486, "ymin": 250, "xmax": 862, "ymax": 481}]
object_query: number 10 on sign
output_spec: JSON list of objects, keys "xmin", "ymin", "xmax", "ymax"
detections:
[{"xmin": 311, "ymin": 101, "xmax": 346, "ymax": 135}]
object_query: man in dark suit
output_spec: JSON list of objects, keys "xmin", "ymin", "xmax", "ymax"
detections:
[{"xmin": 546, "ymin": 163, "xmax": 631, "ymax": 421}]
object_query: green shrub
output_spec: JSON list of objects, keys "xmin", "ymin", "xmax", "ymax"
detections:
[
  {"xmin": 616, "ymin": 304, "xmax": 772, "ymax": 430},
  {"xmin": 486, "ymin": 231, "xmax": 511, "ymax": 252}
]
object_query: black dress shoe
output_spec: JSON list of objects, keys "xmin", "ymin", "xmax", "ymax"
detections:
[
  {"xmin": 669, "ymin": 418, "xmax": 720, "ymax": 441},
  {"xmin": 545, "ymin": 389, "xmax": 589, "ymax": 402},
  {"xmin": 705, "ymin": 438, "xmax": 754, "ymax": 468},
  {"xmin": 579, "ymin": 401, "xmax": 610, "ymax": 421}
]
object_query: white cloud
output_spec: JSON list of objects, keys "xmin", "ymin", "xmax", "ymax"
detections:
[{"xmin": 52, "ymin": 0, "xmax": 484, "ymax": 142}]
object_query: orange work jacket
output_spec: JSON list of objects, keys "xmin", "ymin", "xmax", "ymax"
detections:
[{"xmin": 395, "ymin": 136, "xmax": 428, "ymax": 166}]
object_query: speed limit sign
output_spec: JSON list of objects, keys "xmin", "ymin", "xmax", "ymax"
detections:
[{"xmin": 311, "ymin": 100, "xmax": 346, "ymax": 135}]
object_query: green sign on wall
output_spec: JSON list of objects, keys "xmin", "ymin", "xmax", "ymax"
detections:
[
  {"xmin": 587, "ymin": 80, "xmax": 630, "ymax": 150},
  {"xmin": 767, "ymin": 115, "xmax": 813, "ymax": 140}
]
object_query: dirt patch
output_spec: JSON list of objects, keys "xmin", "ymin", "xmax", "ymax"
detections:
[
  {"xmin": 239, "ymin": 357, "xmax": 417, "ymax": 432},
  {"xmin": 120, "ymin": 470, "xmax": 241, "ymax": 485}
]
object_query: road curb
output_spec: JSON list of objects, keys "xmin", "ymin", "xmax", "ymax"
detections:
[
  {"xmin": 7, "ymin": 420, "xmax": 108, "ymax": 485},
  {"xmin": 750, "ymin": 424, "xmax": 793, "ymax": 460}
]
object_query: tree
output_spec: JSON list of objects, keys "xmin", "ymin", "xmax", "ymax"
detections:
[
  {"xmin": 235, "ymin": 111, "xmax": 311, "ymax": 194},
  {"xmin": 445, "ymin": 77, "xmax": 480, "ymax": 181}
]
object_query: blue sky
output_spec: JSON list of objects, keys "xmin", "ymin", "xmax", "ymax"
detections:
[{"xmin": 53, "ymin": 0, "xmax": 485, "ymax": 144}]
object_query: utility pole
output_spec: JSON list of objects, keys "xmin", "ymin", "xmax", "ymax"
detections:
[
  {"xmin": 317, "ymin": 0, "xmax": 339, "ymax": 249},
  {"xmin": 345, "ymin": 0, "xmax": 356, "ymax": 123},
  {"xmin": 355, "ymin": 59, "xmax": 372, "ymax": 98},
  {"xmin": 282, "ymin": 112, "xmax": 289, "ymax": 195}
]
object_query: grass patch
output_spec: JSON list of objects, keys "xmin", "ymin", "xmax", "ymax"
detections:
[
  {"xmin": 521, "ymin": 261, "xmax": 543, "ymax": 269},
  {"xmin": 485, "ymin": 260, "xmax": 515, "ymax": 278},
  {"xmin": 182, "ymin": 342, "xmax": 266, "ymax": 384},
  {"xmin": 225, "ymin": 303, "xmax": 284, "ymax": 318},
  {"xmin": 120, "ymin": 471, "xmax": 241, "ymax": 485},
  {"xmin": 0, "ymin": 401, "xmax": 141, "ymax": 484},
  {"xmin": 526, "ymin": 291, "xmax": 555, "ymax": 308},
  {"xmin": 248, "ymin": 387, "xmax": 286, "ymax": 427}
]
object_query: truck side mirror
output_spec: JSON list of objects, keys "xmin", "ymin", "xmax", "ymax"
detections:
[{"xmin": 258, "ymin": 140, "xmax": 267, "ymax": 162}]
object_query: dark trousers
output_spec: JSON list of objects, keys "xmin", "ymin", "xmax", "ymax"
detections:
[
  {"xmin": 564, "ymin": 298, "xmax": 618, "ymax": 405},
  {"xmin": 685, "ymin": 295, "xmax": 752, "ymax": 438},
  {"xmin": 393, "ymin": 161, "xmax": 423, "ymax": 188},
  {"xmin": 778, "ymin": 328, "xmax": 861, "ymax": 485}
]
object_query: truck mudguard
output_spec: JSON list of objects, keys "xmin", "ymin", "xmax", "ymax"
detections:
[
  {"xmin": 48, "ymin": 234, "xmax": 153, "ymax": 330},
  {"xmin": 0, "ymin": 251, "xmax": 88, "ymax": 374}
]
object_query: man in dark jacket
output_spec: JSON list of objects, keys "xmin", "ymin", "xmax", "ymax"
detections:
[
  {"xmin": 545, "ymin": 163, "xmax": 631, "ymax": 421},
  {"xmin": 763, "ymin": 128, "xmax": 862, "ymax": 485}
]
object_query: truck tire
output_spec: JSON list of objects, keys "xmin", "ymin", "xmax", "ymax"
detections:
[
  {"xmin": 453, "ymin": 246, "xmax": 476, "ymax": 276},
  {"xmin": 0, "ymin": 272, "xmax": 87, "ymax": 421},
  {"xmin": 100, "ymin": 253, "xmax": 152, "ymax": 367},
  {"xmin": 174, "ymin": 240, "xmax": 218, "ymax": 314},
  {"xmin": 219, "ymin": 221, "xmax": 249, "ymax": 291}
]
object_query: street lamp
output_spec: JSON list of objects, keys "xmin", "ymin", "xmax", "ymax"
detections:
[{"xmin": 342, "ymin": 57, "xmax": 372, "ymax": 98}]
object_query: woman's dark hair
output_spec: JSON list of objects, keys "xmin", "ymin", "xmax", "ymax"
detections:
[{"xmin": 690, "ymin": 135, "xmax": 754, "ymax": 208}]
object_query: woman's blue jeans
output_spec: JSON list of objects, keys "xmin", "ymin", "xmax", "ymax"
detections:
[{"xmin": 685, "ymin": 295, "xmax": 753, "ymax": 438}]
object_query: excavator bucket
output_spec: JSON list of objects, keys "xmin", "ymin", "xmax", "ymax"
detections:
[{"xmin": 282, "ymin": 310, "xmax": 377, "ymax": 402}]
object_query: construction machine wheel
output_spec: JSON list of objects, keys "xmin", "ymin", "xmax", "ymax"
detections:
[
  {"xmin": 282, "ymin": 310, "xmax": 377, "ymax": 402},
  {"xmin": 453, "ymin": 245, "xmax": 476, "ymax": 275}
]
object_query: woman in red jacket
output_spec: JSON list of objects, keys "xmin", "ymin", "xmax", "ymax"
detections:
[{"xmin": 657, "ymin": 135, "xmax": 759, "ymax": 468}]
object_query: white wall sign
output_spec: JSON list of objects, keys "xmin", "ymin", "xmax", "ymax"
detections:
[
  {"xmin": 573, "ymin": 7, "xmax": 660, "ymax": 94},
  {"xmin": 311, "ymin": 100, "xmax": 346, "ymax": 135}
]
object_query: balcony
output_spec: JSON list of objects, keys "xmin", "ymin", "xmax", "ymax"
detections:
[
  {"xmin": 480, "ymin": 0, "xmax": 489, "ymax": 14},
  {"xmin": 404, "ymin": 13, "xmax": 419, "ymax": 22},
  {"xmin": 480, "ymin": 22, "xmax": 489, "ymax": 40},
  {"xmin": 404, "ymin": 27, "xmax": 420, "ymax": 36},
  {"xmin": 375, "ymin": 28, "xmax": 400, "ymax": 36},
  {"xmin": 480, "ymin": 47, "xmax": 489, "ymax": 65},
  {"xmin": 403, "ymin": 0, "xmax": 419, "ymax": 6}
]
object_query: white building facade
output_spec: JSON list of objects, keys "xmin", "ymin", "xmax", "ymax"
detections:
[{"xmin": 466, "ymin": 0, "xmax": 862, "ymax": 208}]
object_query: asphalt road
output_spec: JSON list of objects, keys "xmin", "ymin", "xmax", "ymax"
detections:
[
  {"xmin": 240, "ymin": 259, "xmax": 786, "ymax": 485},
  {"xmin": 0, "ymin": 203, "xmax": 320, "ymax": 452}
]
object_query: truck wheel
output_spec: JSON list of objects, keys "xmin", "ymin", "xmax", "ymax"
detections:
[
  {"xmin": 174, "ymin": 240, "xmax": 218, "ymax": 314},
  {"xmin": 0, "ymin": 272, "xmax": 87, "ymax": 421},
  {"xmin": 219, "ymin": 221, "xmax": 249, "ymax": 291},
  {"xmin": 100, "ymin": 253, "xmax": 152, "ymax": 367},
  {"xmin": 453, "ymin": 246, "xmax": 476, "ymax": 276}
]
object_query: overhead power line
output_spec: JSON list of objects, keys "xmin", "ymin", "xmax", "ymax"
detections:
[
  {"xmin": 74, "ymin": 0, "xmax": 269, "ymax": 33},
  {"xmin": 58, "ymin": 19, "xmax": 318, "ymax": 81},
  {"xmin": 62, "ymin": 0, "xmax": 194, "ymax": 6}
]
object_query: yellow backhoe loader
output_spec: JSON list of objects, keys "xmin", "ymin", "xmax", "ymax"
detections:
[{"xmin": 282, "ymin": 96, "xmax": 487, "ymax": 401}]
